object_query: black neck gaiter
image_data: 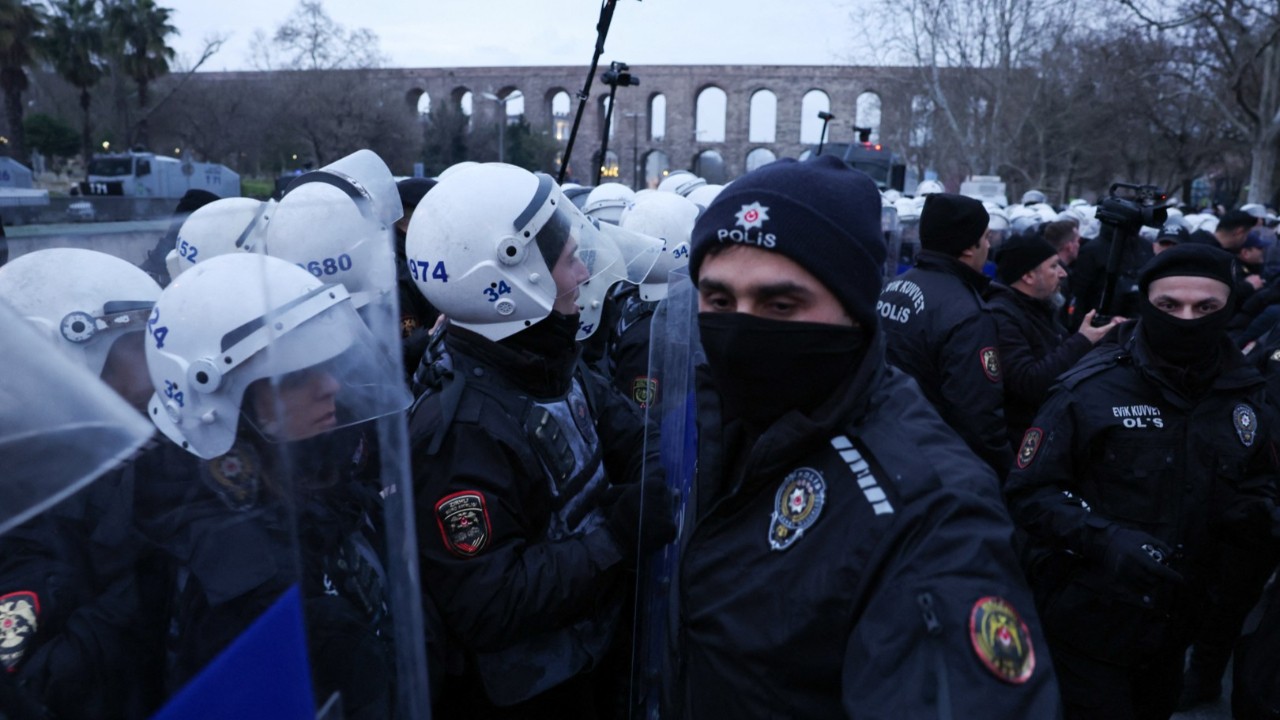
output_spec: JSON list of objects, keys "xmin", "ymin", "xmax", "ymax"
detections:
[
  {"xmin": 698, "ymin": 312, "xmax": 868, "ymax": 428},
  {"xmin": 1137, "ymin": 297, "xmax": 1231, "ymax": 368}
]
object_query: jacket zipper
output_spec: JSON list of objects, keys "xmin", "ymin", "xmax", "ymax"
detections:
[{"xmin": 917, "ymin": 592, "xmax": 954, "ymax": 720}]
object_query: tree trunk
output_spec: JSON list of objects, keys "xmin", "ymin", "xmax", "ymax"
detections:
[
  {"xmin": 1249, "ymin": 141, "xmax": 1277, "ymax": 205},
  {"xmin": 136, "ymin": 78, "xmax": 150, "ymax": 150},
  {"xmin": 4, "ymin": 85, "xmax": 26, "ymax": 165},
  {"xmin": 80, "ymin": 88, "xmax": 93, "ymax": 166},
  {"xmin": 1248, "ymin": 43, "xmax": 1280, "ymax": 204}
]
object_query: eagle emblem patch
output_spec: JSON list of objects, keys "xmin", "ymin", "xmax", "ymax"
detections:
[
  {"xmin": 0, "ymin": 591, "xmax": 40, "ymax": 672},
  {"xmin": 1016, "ymin": 428, "xmax": 1043, "ymax": 469},
  {"xmin": 980, "ymin": 347, "xmax": 1002, "ymax": 382},
  {"xmin": 1233, "ymin": 404, "xmax": 1258, "ymax": 447},
  {"xmin": 436, "ymin": 491, "xmax": 492, "ymax": 558},
  {"xmin": 768, "ymin": 468, "xmax": 826, "ymax": 551},
  {"xmin": 969, "ymin": 596, "xmax": 1036, "ymax": 684}
]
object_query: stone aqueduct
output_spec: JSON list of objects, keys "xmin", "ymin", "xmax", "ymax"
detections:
[{"xmin": 258, "ymin": 64, "xmax": 918, "ymax": 188}]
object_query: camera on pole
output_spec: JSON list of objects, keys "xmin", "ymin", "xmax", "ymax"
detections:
[
  {"xmin": 596, "ymin": 62, "xmax": 640, "ymax": 185},
  {"xmin": 815, "ymin": 111, "xmax": 836, "ymax": 156}
]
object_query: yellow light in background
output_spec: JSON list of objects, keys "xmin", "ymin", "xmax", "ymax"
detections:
[{"xmin": 102, "ymin": 141, "xmax": 110, "ymax": 150}]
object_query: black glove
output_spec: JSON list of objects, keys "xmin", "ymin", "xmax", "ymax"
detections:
[
  {"xmin": 1102, "ymin": 527, "xmax": 1184, "ymax": 591},
  {"xmin": 602, "ymin": 481, "xmax": 677, "ymax": 557}
]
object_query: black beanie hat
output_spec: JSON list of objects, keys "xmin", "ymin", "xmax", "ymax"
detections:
[
  {"xmin": 919, "ymin": 193, "xmax": 989, "ymax": 257},
  {"xmin": 174, "ymin": 189, "xmax": 219, "ymax": 215},
  {"xmin": 996, "ymin": 234, "xmax": 1058, "ymax": 284},
  {"xmin": 688, "ymin": 154, "xmax": 885, "ymax": 329},
  {"xmin": 1137, "ymin": 243, "xmax": 1236, "ymax": 295},
  {"xmin": 397, "ymin": 177, "xmax": 437, "ymax": 209}
]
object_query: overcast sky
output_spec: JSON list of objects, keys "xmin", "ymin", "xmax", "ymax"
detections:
[{"xmin": 162, "ymin": 0, "xmax": 867, "ymax": 72}]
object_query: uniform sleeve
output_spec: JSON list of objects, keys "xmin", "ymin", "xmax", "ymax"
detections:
[
  {"xmin": 590, "ymin": 366, "xmax": 656, "ymax": 487},
  {"xmin": 1003, "ymin": 387, "xmax": 1113, "ymax": 560},
  {"xmin": 992, "ymin": 306, "xmax": 1092, "ymax": 408},
  {"xmin": 841, "ymin": 488, "xmax": 1063, "ymax": 718},
  {"xmin": 415, "ymin": 423, "xmax": 625, "ymax": 652},
  {"xmin": 936, "ymin": 310, "xmax": 1014, "ymax": 474}
]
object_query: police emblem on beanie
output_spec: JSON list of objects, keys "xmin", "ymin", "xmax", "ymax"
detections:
[
  {"xmin": 689, "ymin": 155, "xmax": 886, "ymax": 330},
  {"xmin": 919, "ymin": 193, "xmax": 990, "ymax": 258}
]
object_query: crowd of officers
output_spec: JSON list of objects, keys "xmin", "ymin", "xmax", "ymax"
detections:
[{"xmin": 0, "ymin": 148, "xmax": 1278, "ymax": 720}]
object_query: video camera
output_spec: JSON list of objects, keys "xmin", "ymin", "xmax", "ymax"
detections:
[{"xmin": 1096, "ymin": 182, "xmax": 1169, "ymax": 234}]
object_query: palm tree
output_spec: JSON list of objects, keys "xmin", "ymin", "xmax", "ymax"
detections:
[
  {"xmin": 43, "ymin": 0, "xmax": 107, "ymax": 165},
  {"xmin": 104, "ymin": 0, "xmax": 174, "ymax": 148},
  {"xmin": 0, "ymin": 0, "xmax": 46, "ymax": 165}
]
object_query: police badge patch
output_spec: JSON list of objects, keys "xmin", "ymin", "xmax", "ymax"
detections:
[
  {"xmin": 768, "ymin": 468, "xmax": 826, "ymax": 551},
  {"xmin": 1016, "ymin": 428, "xmax": 1043, "ymax": 469},
  {"xmin": 632, "ymin": 376, "xmax": 658, "ymax": 408},
  {"xmin": 980, "ymin": 347, "xmax": 1002, "ymax": 382},
  {"xmin": 0, "ymin": 591, "xmax": 40, "ymax": 672},
  {"xmin": 1233, "ymin": 404, "xmax": 1258, "ymax": 447},
  {"xmin": 435, "ymin": 491, "xmax": 492, "ymax": 558},
  {"xmin": 969, "ymin": 596, "xmax": 1036, "ymax": 684},
  {"xmin": 203, "ymin": 444, "xmax": 261, "ymax": 511}
]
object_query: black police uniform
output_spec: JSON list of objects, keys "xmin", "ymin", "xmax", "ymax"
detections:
[
  {"xmin": 606, "ymin": 284, "xmax": 661, "ymax": 407},
  {"xmin": 668, "ymin": 335, "xmax": 1062, "ymax": 718},
  {"xmin": 0, "ymin": 465, "xmax": 167, "ymax": 719},
  {"xmin": 409, "ymin": 321, "xmax": 651, "ymax": 718},
  {"xmin": 987, "ymin": 282, "xmax": 1094, "ymax": 447},
  {"xmin": 878, "ymin": 249, "xmax": 1014, "ymax": 473},
  {"xmin": 1004, "ymin": 322, "xmax": 1279, "ymax": 720},
  {"xmin": 132, "ymin": 427, "xmax": 394, "ymax": 719}
]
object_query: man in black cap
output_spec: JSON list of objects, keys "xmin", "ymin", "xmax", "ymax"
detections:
[
  {"xmin": 988, "ymin": 233, "xmax": 1123, "ymax": 447},
  {"xmin": 1005, "ymin": 243, "xmax": 1280, "ymax": 720},
  {"xmin": 670, "ymin": 155, "xmax": 1062, "ymax": 718},
  {"xmin": 1152, "ymin": 222, "xmax": 1188, "ymax": 255},
  {"xmin": 878, "ymin": 192, "xmax": 1013, "ymax": 474}
]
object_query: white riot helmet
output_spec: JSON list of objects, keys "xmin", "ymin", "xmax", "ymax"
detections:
[
  {"xmin": 1007, "ymin": 204, "xmax": 1040, "ymax": 234},
  {"xmin": 438, "ymin": 161, "xmax": 479, "ymax": 180},
  {"xmin": 166, "ymin": 197, "xmax": 273, "ymax": 280},
  {"xmin": 264, "ymin": 150, "xmax": 402, "ymax": 308},
  {"xmin": 0, "ymin": 248, "xmax": 160, "ymax": 377},
  {"xmin": 406, "ymin": 163, "xmax": 662, "ymax": 342},
  {"xmin": 657, "ymin": 170, "xmax": 706, "ymax": 197},
  {"xmin": 144, "ymin": 253, "xmax": 410, "ymax": 459},
  {"xmin": 685, "ymin": 183, "xmax": 724, "ymax": 210},
  {"xmin": 1029, "ymin": 202, "xmax": 1058, "ymax": 223},
  {"xmin": 619, "ymin": 192, "xmax": 699, "ymax": 301},
  {"xmin": 984, "ymin": 203, "xmax": 1010, "ymax": 247},
  {"xmin": 1021, "ymin": 189, "xmax": 1047, "ymax": 205},
  {"xmin": 915, "ymin": 179, "xmax": 945, "ymax": 196},
  {"xmin": 582, "ymin": 182, "xmax": 636, "ymax": 225}
]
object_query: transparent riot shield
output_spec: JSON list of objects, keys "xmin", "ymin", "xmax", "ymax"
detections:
[
  {"xmin": 137, "ymin": 156, "xmax": 426, "ymax": 720},
  {"xmin": 630, "ymin": 266, "xmax": 700, "ymax": 719},
  {"xmin": 881, "ymin": 204, "xmax": 902, "ymax": 283},
  {"xmin": 0, "ymin": 299, "xmax": 154, "ymax": 536}
]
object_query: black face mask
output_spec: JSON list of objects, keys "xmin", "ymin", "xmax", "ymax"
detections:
[
  {"xmin": 698, "ymin": 312, "xmax": 868, "ymax": 427},
  {"xmin": 1137, "ymin": 296, "xmax": 1232, "ymax": 367}
]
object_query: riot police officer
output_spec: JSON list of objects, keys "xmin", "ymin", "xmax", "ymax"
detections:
[
  {"xmin": 1005, "ymin": 244, "xmax": 1280, "ymax": 720},
  {"xmin": 404, "ymin": 163, "xmax": 673, "ymax": 717}
]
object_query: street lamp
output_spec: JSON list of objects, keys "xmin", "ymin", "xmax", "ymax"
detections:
[
  {"xmin": 480, "ymin": 91, "xmax": 524, "ymax": 164},
  {"xmin": 596, "ymin": 62, "xmax": 639, "ymax": 185},
  {"xmin": 815, "ymin": 111, "xmax": 836, "ymax": 156}
]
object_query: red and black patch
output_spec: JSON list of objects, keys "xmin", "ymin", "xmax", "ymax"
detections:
[
  {"xmin": 435, "ymin": 491, "xmax": 492, "ymax": 558},
  {"xmin": 632, "ymin": 376, "xmax": 658, "ymax": 408},
  {"xmin": 980, "ymin": 347, "xmax": 1002, "ymax": 383},
  {"xmin": 1016, "ymin": 428, "xmax": 1043, "ymax": 469},
  {"xmin": 401, "ymin": 314, "xmax": 421, "ymax": 339},
  {"xmin": 969, "ymin": 596, "xmax": 1036, "ymax": 684},
  {"xmin": 0, "ymin": 591, "xmax": 40, "ymax": 672}
]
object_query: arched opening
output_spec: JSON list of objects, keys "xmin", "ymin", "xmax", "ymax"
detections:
[
  {"xmin": 695, "ymin": 86, "xmax": 727, "ymax": 143},
  {"xmin": 694, "ymin": 149, "xmax": 726, "ymax": 184},
  {"xmin": 746, "ymin": 147, "xmax": 777, "ymax": 173},
  {"xmin": 496, "ymin": 86, "xmax": 524, "ymax": 120},
  {"xmin": 650, "ymin": 94, "xmax": 667, "ymax": 142},
  {"xmin": 856, "ymin": 91, "xmax": 882, "ymax": 144},
  {"xmin": 550, "ymin": 89, "xmax": 571, "ymax": 141},
  {"xmin": 800, "ymin": 89, "xmax": 831, "ymax": 144},
  {"xmin": 748, "ymin": 89, "xmax": 777, "ymax": 144},
  {"xmin": 643, "ymin": 150, "xmax": 671, "ymax": 189},
  {"xmin": 598, "ymin": 149, "xmax": 621, "ymax": 180},
  {"xmin": 407, "ymin": 88, "xmax": 429, "ymax": 116}
]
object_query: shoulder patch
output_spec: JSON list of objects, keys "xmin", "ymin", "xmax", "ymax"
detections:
[
  {"xmin": 980, "ymin": 347, "xmax": 1002, "ymax": 382},
  {"xmin": 435, "ymin": 491, "xmax": 492, "ymax": 558},
  {"xmin": 969, "ymin": 596, "xmax": 1036, "ymax": 684},
  {"xmin": 632, "ymin": 376, "xmax": 658, "ymax": 408},
  {"xmin": 0, "ymin": 591, "xmax": 40, "ymax": 672},
  {"xmin": 1016, "ymin": 428, "xmax": 1043, "ymax": 469}
]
